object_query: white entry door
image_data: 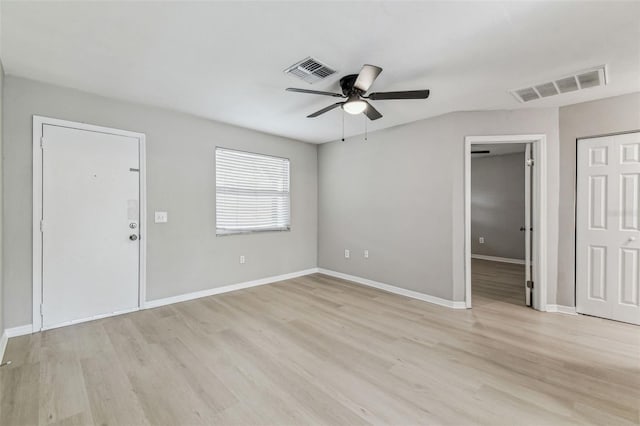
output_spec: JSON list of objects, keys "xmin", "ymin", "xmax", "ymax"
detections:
[
  {"xmin": 577, "ymin": 132, "xmax": 640, "ymax": 325},
  {"xmin": 40, "ymin": 123, "xmax": 142, "ymax": 329}
]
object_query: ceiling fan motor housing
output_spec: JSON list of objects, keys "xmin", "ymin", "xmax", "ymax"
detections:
[
  {"xmin": 286, "ymin": 64, "xmax": 428, "ymax": 121},
  {"xmin": 339, "ymin": 74, "xmax": 362, "ymax": 96}
]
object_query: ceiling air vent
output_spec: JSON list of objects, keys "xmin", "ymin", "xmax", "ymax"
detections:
[
  {"xmin": 556, "ymin": 76, "xmax": 579, "ymax": 93},
  {"xmin": 284, "ymin": 57, "xmax": 337, "ymax": 84},
  {"xmin": 515, "ymin": 87, "xmax": 540, "ymax": 102},
  {"xmin": 511, "ymin": 65, "xmax": 607, "ymax": 103},
  {"xmin": 535, "ymin": 82, "xmax": 559, "ymax": 98}
]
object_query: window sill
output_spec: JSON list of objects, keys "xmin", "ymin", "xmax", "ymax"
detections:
[{"xmin": 216, "ymin": 227, "xmax": 291, "ymax": 237}]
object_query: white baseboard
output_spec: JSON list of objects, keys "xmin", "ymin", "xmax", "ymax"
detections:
[
  {"xmin": 6, "ymin": 324, "xmax": 34, "ymax": 337},
  {"xmin": 2, "ymin": 265, "xmax": 465, "ymax": 355},
  {"xmin": 1, "ymin": 324, "xmax": 34, "ymax": 362},
  {"xmin": 145, "ymin": 268, "xmax": 320, "ymax": 309},
  {"xmin": 43, "ymin": 307, "xmax": 140, "ymax": 332},
  {"xmin": 546, "ymin": 304, "xmax": 578, "ymax": 315},
  {"xmin": 3, "ymin": 269, "xmax": 320, "ymax": 340},
  {"xmin": 0, "ymin": 331, "xmax": 7, "ymax": 362},
  {"xmin": 317, "ymin": 268, "xmax": 467, "ymax": 309},
  {"xmin": 471, "ymin": 254, "xmax": 526, "ymax": 265}
]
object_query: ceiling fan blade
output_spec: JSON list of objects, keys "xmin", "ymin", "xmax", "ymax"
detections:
[
  {"xmin": 307, "ymin": 102, "xmax": 345, "ymax": 118},
  {"xmin": 354, "ymin": 64, "xmax": 383, "ymax": 92},
  {"xmin": 286, "ymin": 88, "xmax": 345, "ymax": 98},
  {"xmin": 367, "ymin": 90, "xmax": 430, "ymax": 100},
  {"xmin": 363, "ymin": 101, "xmax": 383, "ymax": 121}
]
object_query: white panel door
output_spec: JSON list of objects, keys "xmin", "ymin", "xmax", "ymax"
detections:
[
  {"xmin": 41, "ymin": 124, "xmax": 140, "ymax": 329},
  {"xmin": 577, "ymin": 132, "xmax": 640, "ymax": 325}
]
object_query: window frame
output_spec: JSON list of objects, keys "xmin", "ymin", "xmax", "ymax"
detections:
[{"xmin": 215, "ymin": 146, "xmax": 291, "ymax": 236}]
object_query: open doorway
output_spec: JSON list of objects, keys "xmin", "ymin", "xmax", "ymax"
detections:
[
  {"xmin": 464, "ymin": 135, "xmax": 547, "ymax": 311},
  {"xmin": 469, "ymin": 143, "xmax": 529, "ymax": 307}
]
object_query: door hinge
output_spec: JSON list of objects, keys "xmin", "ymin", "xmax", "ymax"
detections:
[
  {"xmin": 40, "ymin": 137, "xmax": 45, "ymax": 149},
  {"xmin": 526, "ymin": 280, "xmax": 534, "ymax": 289},
  {"xmin": 40, "ymin": 219, "xmax": 44, "ymax": 232},
  {"xmin": 40, "ymin": 303, "xmax": 44, "ymax": 316},
  {"xmin": 526, "ymin": 158, "xmax": 534, "ymax": 167}
]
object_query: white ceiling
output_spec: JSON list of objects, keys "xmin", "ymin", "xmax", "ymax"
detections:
[{"xmin": 1, "ymin": 1, "xmax": 639, "ymax": 144}]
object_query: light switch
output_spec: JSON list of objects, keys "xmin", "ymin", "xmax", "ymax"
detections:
[
  {"xmin": 155, "ymin": 211, "xmax": 168, "ymax": 223},
  {"xmin": 345, "ymin": 249, "xmax": 350, "ymax": 259}
]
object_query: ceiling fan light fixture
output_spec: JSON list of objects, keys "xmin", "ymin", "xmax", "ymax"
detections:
[
  {"xmin": 287, "ymin": 63, "xmax": 429, "ymax": 120},
  {"xmin": 342, "ymin": 97, "xmax": 367, "ymax": 115}
]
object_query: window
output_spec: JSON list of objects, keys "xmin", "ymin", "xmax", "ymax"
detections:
[{"xmin": 215, "ymin": 147, "xmax": 290, "ymax": 235}]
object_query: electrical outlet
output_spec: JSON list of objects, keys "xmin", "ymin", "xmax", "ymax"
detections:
[
  {"xmin": 240, "ymin": 255, "xmax": 246, "ymax": 264},
  {"xmin": 364, "ymin": 249, "xmax": 369, "ymax": 259},
  {"xmin": 479, "ymin": 237, "xmax": 485, "ymax": 244},
  {"xmin": 154, "ymin": 211, "xmax": 168, "ymax": 223},
  {"xmin": 344, "ymin": 249, "xmax": 350, "ymax": 259}
]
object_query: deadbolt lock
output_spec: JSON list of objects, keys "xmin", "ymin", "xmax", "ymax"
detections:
[{"xmin": 129, "ymin": 234, "xmax": 138, "ymax": 241}]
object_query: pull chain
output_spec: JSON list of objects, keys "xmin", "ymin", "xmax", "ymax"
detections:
[
  {"xmin": 342, "ymin": 109, "xmax": 345, "ymax": 142},
  {"xmin": 364, "ymin": 115, "xmax": 368, "ymax": 141}
]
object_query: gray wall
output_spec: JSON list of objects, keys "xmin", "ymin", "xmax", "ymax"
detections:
[
  {"xmin": 557, "ymin": 92, "xmax": 640, "ymax": 306},
  {"xmin": 471, "ymin": 152, "xmax": 525, "ymax": 259},
  {"xmin": 0, "ymin": 61, "xmax": 4, "ymax": 337},
  {"xmin": 318, "ymin": 109, "xmax": 560, "ymax": 303},
  {"xmin": 3, "ymin": 76, "xmax": 318, "ymax": 328},
  {"xmin": 8, "ymin": 75, "xmax": 630, "ymax": 324}
]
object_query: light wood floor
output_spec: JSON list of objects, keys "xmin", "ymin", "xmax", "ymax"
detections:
[
  {"xmin": 472, "ymin": 258, "xmax": 526, "ymax": 307},
  {"xmin": 2, "ymin": 261, "xmax": 639, "ymax": 425}
]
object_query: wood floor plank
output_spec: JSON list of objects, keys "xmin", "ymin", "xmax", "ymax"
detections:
[
  {"xmin": 1, "ymin": 259, "xmax": 639, "ymax": 425},
  {"xmin": 0, "ymin": 359, "xmax": 41, "ymax": 425}
]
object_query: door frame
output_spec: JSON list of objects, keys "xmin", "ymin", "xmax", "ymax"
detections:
[
  {"xmin": 464, "ymin": 134, "xmax": 548, "ymax": 310},
  {"xmin": 32, "ymin": 116, "xmax": 147, "ymax": 332}
]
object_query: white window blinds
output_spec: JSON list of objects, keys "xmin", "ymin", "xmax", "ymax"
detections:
[{"xmin": 215, "ymin": 148, "xmax": 290, "ymax": 235}]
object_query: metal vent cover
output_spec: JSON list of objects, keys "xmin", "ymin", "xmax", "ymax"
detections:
[
  {"xmin": 511, "ymin": 65, "xmax": 607, "ymax": 103},
  {"xmin": 284, "ymin": 57, "xmax": 337, "ymax": 84}
]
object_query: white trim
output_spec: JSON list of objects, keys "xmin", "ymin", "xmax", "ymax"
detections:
[
  {"xmin": 465, "ymin": 134, "xmax": 548, "ymax": 311},
  {"xmin": 0, "ymin": 332, "xmax": 7, "ymax": 362},
  {"xmin": 471, "ymin": 254, "xmax": 525, "ymax": 265},
  {"xmin": 145, "ymin": 268, "xmax": 320, "ymax": 309},
  {"xmin": 317, "ymin": 268, "xmax": 467, "ymax": 309},
  {"xmin": 6, "ymin": 325, "xmax": 34, "ymax": 338},
  {"xmin": 32, "ymin": 116, "xmax": 147, "ymax": 332},
  {"xmin": 546, "ymin": 305, "xmax": 578, "ymax": 315},
  {"xmin": 42, "ymin": 307, "xmax": 140, "ymax": 331},
  {"xmin": 4, "ymin": 266, "xmax": 467, "ymax": 348},
  {"xmin": 1, "ymin": 325, "xmax": 35, "ymax": 362},
  {"xmin": 138, "ymin": 131, "xmax": 148, "ymax": 309}
]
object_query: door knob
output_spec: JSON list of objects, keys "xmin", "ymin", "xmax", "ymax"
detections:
[
  {"xmin": 129, "ymin": 234, "xmax": 138, "ymax": 241},
  {"xmin": 628, "ymin": 236, "xmax": 636, "ymax": 242}
]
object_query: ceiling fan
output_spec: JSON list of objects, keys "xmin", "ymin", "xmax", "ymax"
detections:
[{"xmin": 286, "ymin": 64, "xmax": 430, "ymax": 120}]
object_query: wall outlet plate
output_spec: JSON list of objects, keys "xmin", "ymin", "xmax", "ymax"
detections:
[
  {"xmin": 240, "ymin": 255, "xmax": 246, "ymax": 264},
  {"xmin": 364, "ymin": 249, "xmax": 369, "ymax": 258},
  {"xmin": 479, "ymin": 237, "xmax": 485, "ymax": 244},
  {"xmin": 155, "ymin": 211, "xmax": 168, "ymax": 223},
  {"xmin": 344, "ymin": 249, "xmax": 350, "ymax": 259}
]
